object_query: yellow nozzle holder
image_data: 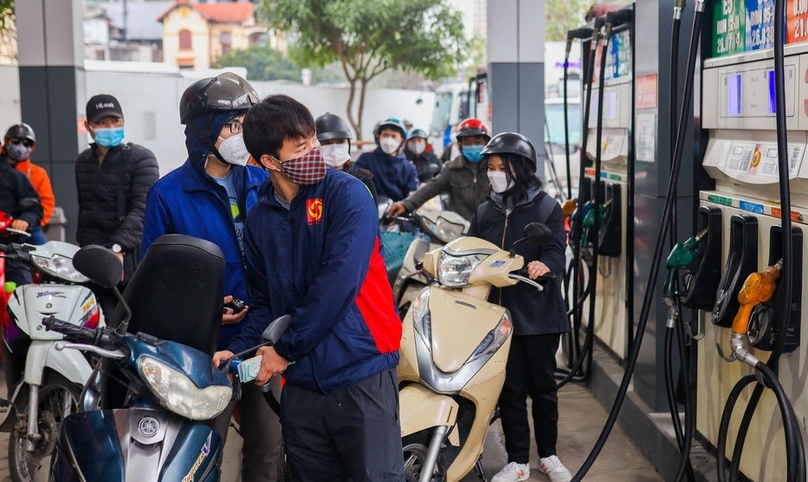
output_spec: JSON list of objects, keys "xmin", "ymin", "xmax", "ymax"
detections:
[
  {"xmin": 731, "ymin": 260, "xmax": 783, "ymax": 335},
  {"xmin": 562, "ymin": 199, "xmax": 577, "ymax": 218}
]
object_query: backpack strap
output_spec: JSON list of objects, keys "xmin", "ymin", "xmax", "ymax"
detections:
[
  {"xmin": 117, "ymin": 143, "xmax": 132, "ymax": 222},
  {"xmin": 475, "ymin": 200, "xmax": 489, "ymax": 225},
  {"xmin": 536, "ymin": 192, "xmax": 558, "ymax": 226}
]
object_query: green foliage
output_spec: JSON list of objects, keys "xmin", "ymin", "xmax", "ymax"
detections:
[
  {"xmin": 545, "ymin": 0, "xmax": 593, "ymax": 42},
  {"xmin": 0, "ymin": 0, "xmax": 13, "ymax": 34},
  {"xmin": 213, "ymin": 45, "xmax": 301, "ymax": 81},
  {"xmin": 258, "ymin": 0, "xmax": 470, "ymax": 135}
]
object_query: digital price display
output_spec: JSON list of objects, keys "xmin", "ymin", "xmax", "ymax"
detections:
[{"xmin": 727, "ymin": 73, "xmax": 742, "ymax": 115}]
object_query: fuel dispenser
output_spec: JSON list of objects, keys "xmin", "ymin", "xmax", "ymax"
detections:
[
  {"xmin": 695, "ymin": 0, "xmax": 808, "ymax": 478},
  {"xmin": 582, "ymin": 6, "xmax": 636, "ymax": 362}
]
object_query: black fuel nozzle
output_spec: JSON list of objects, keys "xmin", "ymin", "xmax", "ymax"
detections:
[
  {"xmin": 568, "ymin": 27, "xmax": 594, "ymax": 40},
  {"xmin": 566, "ymin": 27, "xmax": 594, "ymax": 55},
  {"xmin": 606, "ymin": 7, "xmax": 634, "ymax": 28}
]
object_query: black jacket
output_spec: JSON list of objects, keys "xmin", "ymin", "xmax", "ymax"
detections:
[
  {"xmin": 469, "ymin": 189, "xmax": 569, "ymax": 336},
  {"xmin": 401, "ymin": 155, "xmax": 489, "ymax": 222},
  {"xmin": 75, "ymin": 143, "xmax": 159, "ymax": 251},
  {"xmin": 404, "ymin": 146, "xmax": 443, "ymax": 183},
  {"xmin": 0, "ymin": 156, "xmax": 42, "ymax": 240}
]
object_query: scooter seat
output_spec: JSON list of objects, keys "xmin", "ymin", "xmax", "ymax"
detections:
[{"xmin": 107, "ymin": 234, "xmax": 225, "ymax": 355}]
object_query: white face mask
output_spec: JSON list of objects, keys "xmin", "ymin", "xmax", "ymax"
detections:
[
  {"xmin": 320, "ymin": 143, "xmax": 351, "ymax": 168},
  {"xmin": 379, "ymin": 137, "xmax": 401, "ymax": 155},
  {"xmin": 217, "ymin": 133, "xmax": 250, "ymax": 166},
  {"xmin": 408, "ymin": 141, "xmax": 426, "ymax": 155},
  {"xmin": 487, "ymin": 171, "xmax": 515, "ymax": 193}
]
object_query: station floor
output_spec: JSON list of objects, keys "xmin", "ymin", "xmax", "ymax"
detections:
[{"xmin": 0, "ymin": 356, "xmax": 667, "ymax": 482}]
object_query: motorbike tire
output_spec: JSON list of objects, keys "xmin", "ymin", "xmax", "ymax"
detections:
[
  {"xmin": 8, "ymin": 372, "xmax": 81, "ymax": 482},
  {"xmin": 402, "ymin": 432, "xmax": 447, "ymax": 482}
]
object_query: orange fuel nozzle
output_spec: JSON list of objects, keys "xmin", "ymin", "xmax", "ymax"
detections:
[{"xmin": 731, "ymin": 260, "xmax": 783, "ymax": 335}]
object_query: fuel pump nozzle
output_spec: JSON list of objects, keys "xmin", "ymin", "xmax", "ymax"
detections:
[
  {"xmin": 662, "ymin": 228, "xmax": 708, "ymax": 328},
  {"xmin": 581, "ymin": 199, "xmax": 612, "ymax": 248},
  {"xmin": 605, "ymin": 8, "xmax": 634, "ymax": 30},
  {"xmin": 716, "ymin": 260, "xmax": 783, "ymax": 366},
  {"xmin": 566, "ymin": 27, "xmax": 594, "ymax": 57}
]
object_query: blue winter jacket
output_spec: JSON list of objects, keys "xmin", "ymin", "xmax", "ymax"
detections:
[
  {"xmin": 228, "ymin": 168, "xmax": 402, "ymax": 394},
  {"xmin": 355, "ymin": 147, "xmax": 419, "ymax": 202},
  {"xmin": 141, "ymin": 158, "xmax": 269, "ymax": 349}
]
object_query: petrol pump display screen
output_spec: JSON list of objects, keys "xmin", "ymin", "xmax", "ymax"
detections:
[
  {"xmin": 727, "ymin": 73, "xmax": 742, "ymax": 115},
  {"xmin": 768, "ymin": 70, "xmax": 776, "ymax": 114}
]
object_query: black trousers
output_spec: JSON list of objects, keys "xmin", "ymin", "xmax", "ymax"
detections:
[
  {"xmin": 499, "ymin": 333, "xmax": 561, "ymax": 463},
  {"xmin": 281, "ymin": 368, "xmax": 405, "ymax": 482}
]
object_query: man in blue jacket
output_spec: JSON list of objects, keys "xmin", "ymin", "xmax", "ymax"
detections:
[
  {"xmin": 355, "ymin": 117, "xmax": 418, "ymax": 202},
  {"xmin": 141, "ymin": 73, "xmax": 280, "ymax": 482},
  {"xmin": 214, "ymin": 94, "xmax": 405, "ymax": 482}
]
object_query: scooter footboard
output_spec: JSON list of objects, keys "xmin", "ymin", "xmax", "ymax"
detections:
[
  {"xmin": 400, "ymin": 384, "xmax": 459, "ymax": 437},
  {"xmin": 53, "ymin": 409, "xmax": 222, "ymax": 482}
]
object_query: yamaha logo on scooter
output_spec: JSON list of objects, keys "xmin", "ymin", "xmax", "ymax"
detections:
[{"xmin": 138, "ymin": 416, "xmax": 160, "ymax": 437}]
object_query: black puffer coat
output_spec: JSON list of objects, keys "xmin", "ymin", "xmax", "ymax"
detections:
[
  {"xmin": 75, "ymin": 143, "xmax": 159, "ymax": 251},
  {"xmin": 0, "ymin": 155, "xmax": 42, "ymax": 241},
  {"xmin": 468, "ymin": 189, "xmax": 569, "ymax": 336}
]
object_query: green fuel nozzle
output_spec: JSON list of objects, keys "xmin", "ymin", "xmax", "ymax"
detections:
[{"xmin": 662, "ymin": 229, "xmax": 709, "ymax": 327}]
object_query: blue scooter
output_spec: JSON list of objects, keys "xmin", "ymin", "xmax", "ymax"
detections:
[{"xmin": 41, "ymin": 235, "xmax": 287, "ymax": 481}]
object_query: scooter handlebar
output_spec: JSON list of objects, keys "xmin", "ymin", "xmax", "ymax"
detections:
[{"xmin": 43, "ymin": 316, "xmax": 120, "ymax": 350}]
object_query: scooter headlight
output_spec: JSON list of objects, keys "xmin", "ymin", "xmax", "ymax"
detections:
[
  {"xmin": 411, "ymin": 288, "xmax": 432, "ymax": 342},
  {"xmin": 467, "ymin": 311, "xmax": 512, "ymax": 364},
  {"xmin": 433, "ymin": 215, "xmax": 467, "ymax": 243},
  {"xmin": 31, "ymin": 254, "xmax": 90, "ymax": 283},
  {"xmin": 138, "ymin": 356, "xmax": 231, "ymax": 420},
  {"xmin": 437, "ymin": 251, "xmax": 486, "ymax": 287}
]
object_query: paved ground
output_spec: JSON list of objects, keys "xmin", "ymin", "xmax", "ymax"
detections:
[{"xmin": 0, "ymin": 376, "xmax": 663, "ymax": 481}]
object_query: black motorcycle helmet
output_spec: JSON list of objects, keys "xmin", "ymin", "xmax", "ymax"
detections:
[
  {"xmin": 407, "ymin": 128, "xmax": 428, "ymax": 141},
  {"xmin": 480, "ymin": 132, "xmax": 538, "ymax": 172},
  {"xmin": 5, "ymin": 123, "xmax": 36, "ymax": 144},
  {"xmin": 179, "ymin": 72, "xmax": 259, "ymax": 124},
  {"xmin": 315, "ymin": 113, "xmax": 354, "ymax": 142}
]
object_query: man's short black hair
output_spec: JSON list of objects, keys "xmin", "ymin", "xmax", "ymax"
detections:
[{"xmin": 243, "ymin": 94, "xmax": 316, "ymax": 161}]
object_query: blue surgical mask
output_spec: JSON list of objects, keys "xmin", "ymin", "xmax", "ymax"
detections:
[
  {"xmin": 93, "ymin": 127, "xmax": 125, "ymax": 148},
  {"xmin": 463, "ymin": 145, "xmax": 485, "ymax": 163}
]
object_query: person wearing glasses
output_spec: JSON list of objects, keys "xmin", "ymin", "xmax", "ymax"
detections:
[
  {"xmin": 2, "ymin": 123, "xmax": 53, "ymax": 245},
  {"xmin": 141, "ymin": 73, "xmax": 280, "ymax": 482}
]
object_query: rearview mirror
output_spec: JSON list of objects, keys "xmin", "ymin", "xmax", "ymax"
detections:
[
  {"xmin": 261, "ymin": 314, "xmax": 291, "ymax": 345},
  {"xmin": 524, "ymin": 222, "xmax": 553, "ymax": 245},
  {"xmin": 72, "ymin": 245, "xmax": 122, "ymax": 289}
]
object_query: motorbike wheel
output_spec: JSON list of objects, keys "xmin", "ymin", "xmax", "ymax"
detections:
[
  {"xmin": 9, "ymin": 373, "xmax": 81, "ymax": 482},
  {"xmin": 402, "ymin": 433, "xmax": 447, "ymax": 482}
]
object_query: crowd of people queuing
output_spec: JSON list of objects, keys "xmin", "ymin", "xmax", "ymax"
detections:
[{"xmin": 0, "ymin": 71, "xmax": 572, "ymax": 482}]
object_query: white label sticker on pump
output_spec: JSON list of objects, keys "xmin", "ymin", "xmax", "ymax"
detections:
[
  {"xmin": 636, "ymin": 113, "xmax": 655, "ymax": 162},
  {"xmin": 717, "ymin": 142, "xmax": 732, "ymax": 170}
]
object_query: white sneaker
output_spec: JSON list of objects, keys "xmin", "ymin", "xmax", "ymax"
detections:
[
  {"xmin": 539, "ymin": 455, "xmax": 572, "ymax": 482},
  {"xmin": 491, "ymin": 461, "xmax": 530, "ymax": 482}
]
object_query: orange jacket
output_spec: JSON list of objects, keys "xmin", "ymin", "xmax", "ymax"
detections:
[{"xmin": 15, "ymin": 159, "xmax": 55, "ymax": 226}]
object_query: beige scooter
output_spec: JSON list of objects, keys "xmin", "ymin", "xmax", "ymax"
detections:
[{"xmin": 399, "ymin": 223, "xmax": 552, "ymax": 482}]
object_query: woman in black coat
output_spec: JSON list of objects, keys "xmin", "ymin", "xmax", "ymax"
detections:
[{"xmin": 468, "ymin": 132, "xmax": 572, "ymax": 482}]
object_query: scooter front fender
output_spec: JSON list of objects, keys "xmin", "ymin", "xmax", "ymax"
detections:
[
  {"xmin": 23, "ymin": 340, "xmax": 93, "ymax": 386},
  {"xmin": 400, "ymin": 384, "xmax": 458, "ymax": 438},
  {"xmin": 53, "ymin": 409, "xmax": 222, "ymax": 482}
]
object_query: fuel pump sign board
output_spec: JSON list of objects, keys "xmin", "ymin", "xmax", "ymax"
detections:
[
  {"xmin": 714, "ymin": 0, "xmax": 746, "ymax": 57},
  {"xmin": 746, "ymin": 0, "xmax": 775, "ymax": 50},
  {"xmin": 789, "ymin": 0, "xmax": 808, "ymax": 43}
]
